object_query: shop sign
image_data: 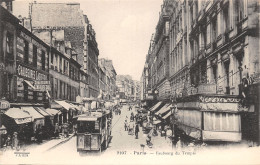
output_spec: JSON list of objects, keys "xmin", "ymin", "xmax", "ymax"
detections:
[
  {"xmin": 34, "ymin": 80, "xmax": 51, "ymax": 91},
  {"xmin": 15, "ymin": 117, "xmax": 32, "ymax": 124},
  {"xmin": 17, "ymin": 65, "xmax": 47, "ymax": 81},
  {"xmin": 0, "ymin": 99, "xmax": 10, "ymax": 112}
]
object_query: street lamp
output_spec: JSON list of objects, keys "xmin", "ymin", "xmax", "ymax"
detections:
[
  {"xmin": 150, "ymin": 89, "xmax": 159, "ymax": 125},
  {"xmin": 154, "ymin": 89, "xmax": 159, "ymax": 100},
  {"xmin": 170, "ymin": 98, "xmax": 177, "ymax": 149}
]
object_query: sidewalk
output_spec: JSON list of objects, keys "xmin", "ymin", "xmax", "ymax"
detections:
[
  {"xmin": 26, "ymin": 133, "xmax": 75, "ymax": 153},
  {"xmin": 0, "ymin": 133, "xmax": 75, "ymax": 155}
]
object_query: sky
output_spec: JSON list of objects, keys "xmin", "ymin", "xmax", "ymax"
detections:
[{"xmin": 13, "ymin": 0, "xmax": 163, "ymax": 81}]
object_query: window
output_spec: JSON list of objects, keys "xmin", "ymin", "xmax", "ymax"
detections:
[
  {"xmin": 6, "ymin": 32, "xmax": 14, "ymax": 61},
  {"xmin": 33, "ymin": 45, "xmax": 37, "ymax": 67},
  {"xmin": 24, "ymin": 40, "xmax": 29, "ymax": 64},
  {"xmin": 51, "ymin": 52, "xmax": 54, "ymax": 64},
  {"xmin": 59, "ymin": 56, "xmax": 62, "ymax": 72},
  {"xmin": 212, "ymin": 17, "xmax": 217, "ymax": 42},
  {"xmin": 60, "ymin": 81, "xmax": 63, "ymax": 99},
  {"xmin": 41, "ymin": 50, "xmax": 45, "ymax": 71},
  {"xmin": 200, "ymin": 62, "xmax": 207, "ymax": 84},
  {"xmin": 223, "ymin": 5, "xmax": 229, "ymax": 32},
  {"xmin": 224, "ymin": 61, "xmax": 230, "ymax": 94},
  {"xmin": 23, "ymin": 82, "xmax": 28, "ymax": 101},
  {"xmin": 235, "ymin": 0, "xmax": 244, "ymax": 23},
  {"xmin": 64, "ymin": 60, "xmax": 66, "ymax": 74}
]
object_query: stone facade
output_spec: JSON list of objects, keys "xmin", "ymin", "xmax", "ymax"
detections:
[{"xmin": 141, "ymin": 0, "xmax": 259, "ymax": 143}]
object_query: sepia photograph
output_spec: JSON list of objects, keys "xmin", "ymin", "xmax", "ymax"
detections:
[{"xmin": 0, "ymin": 0, "xmax": 259, "ymax": 164}]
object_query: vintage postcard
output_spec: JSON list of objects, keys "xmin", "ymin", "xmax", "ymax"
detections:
[{"xmin": 0, "ymin": 0, "xmax": 259, "ymax": 164}]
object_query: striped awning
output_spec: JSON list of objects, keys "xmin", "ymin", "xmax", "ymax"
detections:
[
  {"xmin": 162, "ymin": 111, "xmax": 172, "ymax": 119},
  {"xmin": 155, "ymin": 104, "xmax": 171, "ymax": 116},
  {"xmin": 149, "ymin": 101, "xmax": 163, "ymax": 112}
]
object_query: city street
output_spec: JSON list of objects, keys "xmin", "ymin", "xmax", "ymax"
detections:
[
  {"xmin": 1, "ymin": 105, "xmax": 259, "ymax": 165},
  {"xmin": 46, "ymin": 105, "xmax": 172, "ymax": 155}
]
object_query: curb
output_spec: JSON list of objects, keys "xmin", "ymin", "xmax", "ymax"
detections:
[{"xmin": 45, "ymin": 134, "xmax": 75, "ymax": 152}]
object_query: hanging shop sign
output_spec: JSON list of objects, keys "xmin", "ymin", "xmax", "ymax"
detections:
[{"xmin": 0, "ymin": 99, "xmax": 10, "ymax": 113}]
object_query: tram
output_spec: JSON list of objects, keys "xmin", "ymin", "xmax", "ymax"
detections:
[{"xmin": 76, "ymin": 109, "xmax": 112, "ymax": 152}]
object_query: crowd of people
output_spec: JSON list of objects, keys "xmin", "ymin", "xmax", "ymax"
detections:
[
  {"xmin": 121, "ymin": 104, "xmax": 208, "ymax": 151},
  {"xmin": 1, "ymin": 122, "xmax": 75, "ymax": 151}
]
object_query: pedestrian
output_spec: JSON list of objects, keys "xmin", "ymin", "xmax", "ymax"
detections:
[
  {"xmin": 135, "ymin": 124, "xmax": 139, "ymax": 139},
  {"xmin": 176, "ymin": 136, "xmax": 182, "ymax": 150},
  {"xmin": 54, "ymin": 123, "xmax": 59, "ymax": 138},
  {"xmin": 146, "ymin": 134, "xmax": 152, "ymax": 147},
  {"xmin": 4, "ymin": 135, "xmax": 12, "ymax": 150},
  {"xmin": 63, "ymin": 124, "xmax": 69, "ymax": 138},
  {"xmin": 36, "ymin": 127, "xmax": 43, "ymax": 143},
  {"xmin": 12, "ymin": 132, "xmax": 19, "ymax": 150},
  {"xmin": 128, "ymin": 121, "xmax": 135, "ymax": 135},
  {"xmin": 124, "ymin": 120, "xmax": 128, "ymax": 131}
]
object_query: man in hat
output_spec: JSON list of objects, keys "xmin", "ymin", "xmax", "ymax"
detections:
[{"xmin": 135, "ymin": 123, "xmax": 139, "ymax": 139}]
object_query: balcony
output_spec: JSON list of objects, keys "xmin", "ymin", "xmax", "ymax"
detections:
[{"xmin": 197, "ymin": 83, "xmax": 217, "ymax": 94}]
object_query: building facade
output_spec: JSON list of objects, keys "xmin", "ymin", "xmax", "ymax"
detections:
[
  {"xmin": 29, "ymin": 2, "xmax": 99, "ymax": 99},
  {"xmin": 0, "ymin": 5, "xmax": 50, "ymax": 106},
  {"xmin": 146, "ymin": 1, "xmax": 172, "ymax": 101},
  {"xmin": 142, "ymin": 0, "xmax": 259, "ymax": 143},
  {"xmin": 49, "ymin": 46, "xmax": 80, "ymax": 102},
  {"xmin": 98, "ymin": 58, "xmax": 117, "ymax": 100}
]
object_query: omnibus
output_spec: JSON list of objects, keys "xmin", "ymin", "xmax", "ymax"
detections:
[{"xmin": 76, "ymin": 110, "xmax": 112, "ymax": 153}]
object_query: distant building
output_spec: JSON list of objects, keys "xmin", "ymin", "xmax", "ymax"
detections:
[
  {"xmin": 98, "ymin": 58, "xmax": 117, "ymax": 100},
  {"xmin": 116, "ymin": 75, "xmax": 140, "ymax": 101}
]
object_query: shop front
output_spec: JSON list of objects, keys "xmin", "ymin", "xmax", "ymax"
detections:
[
  {"xmin": 16, "ymin": 64, "xmax": 50, "ymax": 104},
  {"xmin": 21, "ymin": 107, "xmax": 44, "ymax": 133},
  {"xmin": 2, "ymin": 108, "xmax": 33, "ymax": 142}
]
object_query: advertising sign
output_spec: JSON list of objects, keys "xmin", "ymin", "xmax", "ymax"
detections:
[{"xmin": 17, "ymin": 65, "xmax": 50, "ymax": 92}]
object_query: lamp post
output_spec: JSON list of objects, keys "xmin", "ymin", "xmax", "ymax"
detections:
[
  {"xmin": 170, "ymin": 96, "xmax": 177, "ymax": 149},
  {"xmin": 150, "ymin": 89, "xmax": 159, "ymax": 125}
]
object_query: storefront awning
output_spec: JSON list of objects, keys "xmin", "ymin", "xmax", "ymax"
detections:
[
  {"xmin": 55, "ymin": 100, "xmax": 74, "ymax": 111},
  {"xmin": 34, "ymin": 107, "xmax": 51, "ymax": 117},
  {"xmin": 45, "ymin": 108, "xmax": 62, "ymax": 116},
  {"xmin": 153, "ymin": 120, "xmax": 161, "ymax": 125},
  {"xmin": 24, "ymin": 80, "xmax": 36, "ymax": 90},
  {"xmin": 4, "ymin": 108, "xmax": 32, "ymax": 124},
  {"xmin": 21, "ymin": 107, "xmax": 44, "ymax": 120},
  {"xmin": 155, "ymin": 104, "xmax": 171, "ymax": 116},
  {"xmin": 162, "ymin": 111, "xmax": 172, "ymax": 119},
  {"xmin": 68, "ymin": 103, "xmax": 80, "ymax": 111},
  {"xmin": 150, "ymin": 101, "xmax": 163, "ymax": 112}
]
